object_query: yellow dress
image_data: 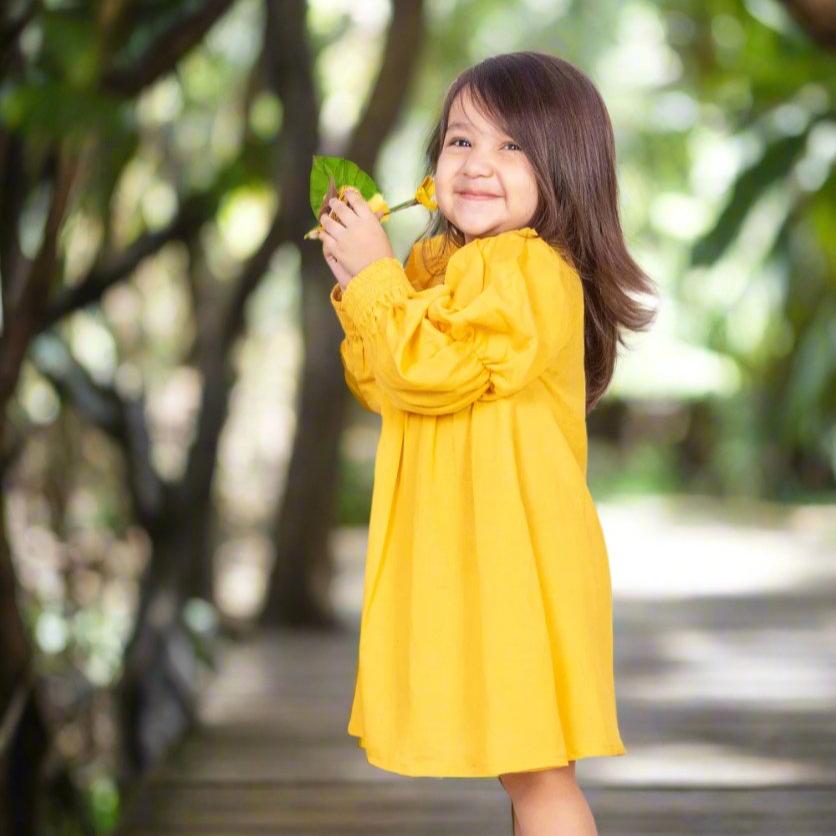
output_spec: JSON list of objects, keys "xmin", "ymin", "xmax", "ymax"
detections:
[{"xmin": 330, "ymin": 226, "xmax": 626, "ymax": 777}]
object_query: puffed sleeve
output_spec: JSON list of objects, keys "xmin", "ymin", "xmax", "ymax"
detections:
[
  {"xmin": 329, "ymin": 238, "xmax": 448, "ymax": 414},
  {"xmin": 330, "ymin": 282, "xmax": 383, "ymax": 414},
  {"xmin": 337, "ymin": 229, "xmax": 576, "ymax": 416}
]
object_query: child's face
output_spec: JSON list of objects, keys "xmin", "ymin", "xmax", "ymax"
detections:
[{"xmin": 434, "ymin": 88, "xmax": 539, "ymax": 244}]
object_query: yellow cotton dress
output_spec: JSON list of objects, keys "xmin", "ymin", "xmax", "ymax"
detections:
[{"xmin": 330, "ymin": 226, "xmax": 626, "ymax": 778}]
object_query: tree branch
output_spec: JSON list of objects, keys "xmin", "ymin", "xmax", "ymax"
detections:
[
  {"xmin": 178, "ymin": 0, "xmax": 317, "ymax": 502},
  {"xmin": 0, "ymin": 148, "xmax": 77, "ymax": 409},
  {"xmin": 41, "ymin": 192, "xmax": 214, "ymax": 329},
  {"xmin": 0, "ymin": 0, "xmax": 39, "ymax": 78},
  {"xmin": 346, "ymin": 0, "xmax": 426, "ymax": 170},
  {"xmin": 101, "ymin": 0, "xmax": 235, "ymax": 97},
  {"xmin": 0, "ymin": 130, "xmax": 27, "ymax": 315},
  {"xmin": 174, "ymin": 0, "xmax": 426, "ymax": 517},
  {"xmin": 781, "ymin": 0, "xmax": 836, "ymax": 48},
  {"xmin": 29, "ymin": 334, "xmax": 166, "ymax": 525}
]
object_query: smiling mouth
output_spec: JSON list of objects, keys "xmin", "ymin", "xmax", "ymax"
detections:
[{"xmin": 457, "ymin": 192, "xmax": 501, "ymax": 201}]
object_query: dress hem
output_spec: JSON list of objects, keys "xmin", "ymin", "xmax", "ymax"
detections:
[{"xmin": 349, "ymin": 732, "xmax": 627, "ymax": 778}]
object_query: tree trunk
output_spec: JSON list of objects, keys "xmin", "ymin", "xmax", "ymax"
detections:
[
  {"xmin": 260, "ymin": 246, "xmax": 349, "ymax": 627},
  {"xmin": 259, "ymin": 0, "xmax": 426, "ymax": 628},
  {"xmin": 0, "ymin": 434, "xmax": 47, "ymax": 835}
]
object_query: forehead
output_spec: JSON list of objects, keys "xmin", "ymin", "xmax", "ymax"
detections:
[{"xmin": 446, "ymin": 89, "xmax": 507, "ymax": 137}]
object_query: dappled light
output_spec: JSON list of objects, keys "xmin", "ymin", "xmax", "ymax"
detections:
[{"xmin": 0, "ymin": 0, "xmax": 833, "ymax": 833}]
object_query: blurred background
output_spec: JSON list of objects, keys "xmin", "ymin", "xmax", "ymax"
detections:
[{"xmin": 1, "ymin": 0, "xmax": 834, "ymax": 833}]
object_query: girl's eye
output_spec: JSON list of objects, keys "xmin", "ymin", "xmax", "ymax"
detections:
[{"xmin": 447, "ymin": 137, "xmax": 522, "ymax": 151}]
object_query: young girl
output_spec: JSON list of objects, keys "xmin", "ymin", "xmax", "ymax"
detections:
[{"xmin": 319, "ymin": 51, "xmax": 657, "ymax": 835}]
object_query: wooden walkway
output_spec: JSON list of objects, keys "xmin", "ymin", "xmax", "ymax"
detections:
[{"xmin": 116, "ymin": 497, "xmax": 836, "ymax": 835}]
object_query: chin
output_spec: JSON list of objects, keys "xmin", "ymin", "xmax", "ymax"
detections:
[{"xmin": 454, "ymin": 215, "xmax": 505, "ymax": 238}]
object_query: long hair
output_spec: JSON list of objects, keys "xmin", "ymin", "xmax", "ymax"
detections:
[{"xmin": 416, "ymin": 51, "xmax": 659, "ymax": 413}]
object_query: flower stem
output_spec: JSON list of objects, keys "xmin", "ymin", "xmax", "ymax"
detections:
[{"xmin": 386, "ymin": 198, "xmax": 419, "ymax": 213}]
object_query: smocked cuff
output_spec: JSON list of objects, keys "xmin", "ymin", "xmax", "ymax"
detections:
[
  {"xmin": 330, "ymin": 281, "xmax": 357, "ymax": 336},
  {"xmin": 341, "ymin": 257, "xmax": 411, "ymax": 333}
]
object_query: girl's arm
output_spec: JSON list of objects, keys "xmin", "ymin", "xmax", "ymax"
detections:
[
  {"xmin": 329, "ymin": 244, "xmax": 442, "ymax": 414},
  {"xmin": 338, "ymin": 231, "xmax": 576, "ymax": 416},
  {"xmin": 331, "ymin": 282, "xmax": 383, "ymax": 414}
]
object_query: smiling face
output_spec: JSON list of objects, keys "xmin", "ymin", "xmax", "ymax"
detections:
[{"xmin": 434, "ymin": 87, "xmax": 540, "ymax": 244}]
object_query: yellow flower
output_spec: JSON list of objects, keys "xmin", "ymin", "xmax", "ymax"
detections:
[
  {"xmin": 303, "ymin": 177, "xmax": 434, "ymax": 241},
  {"xmin": 367, "ymin": 191, "xmax": 391, "ymax": 220},
  {"xmin": 304, "ymin": 187, "xmax": 390, "ymax": 239},
  {"xmin": 414, "ymin": 175, "xmax": 437, "ymax": 211}
]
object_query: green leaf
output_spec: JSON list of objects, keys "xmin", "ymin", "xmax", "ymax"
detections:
[
  {"xmin": 780, "ymin": 298, "xmax": 836, "ymax": 443},
  {"xmin": 309, "ymin": 155, "xmax": 378, "ymax": 219},
  {"xmin": 0, "ymin": 79, "xmax": 128, "ymax": 144},
  {"xmin": 690, "ymin": 127, "xmax": 812, "ymax": 267}
]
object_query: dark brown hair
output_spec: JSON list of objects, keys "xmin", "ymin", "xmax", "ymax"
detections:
[{"xmin": 416, "ymin": 51, "xmax": 659, "ymax": 413}]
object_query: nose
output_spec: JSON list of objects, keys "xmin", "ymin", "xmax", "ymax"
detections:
[{"xmin": 459, "ymin": 147, "xmax": 494, "ymax": 178}]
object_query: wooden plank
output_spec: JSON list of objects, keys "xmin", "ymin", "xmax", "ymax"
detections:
[
  {"xmin": 117, "ymin": 501, "xmax": 836, "ymax": 835},
  {"xmin": 118, "ymin": 785, "xmax": 836, "ymax": 834}
]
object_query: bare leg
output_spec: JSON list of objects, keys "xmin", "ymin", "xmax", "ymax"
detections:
[
  {"xmin": 499, "ymin": 778, "xmax": 523, "ymax": 835},
  {"xmin": 498, "ymin": 761, "xmax": 598, "ymax": 836}
]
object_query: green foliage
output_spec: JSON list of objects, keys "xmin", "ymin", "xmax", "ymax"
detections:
[
  {"xmin": 336, "ymin": 451, "xmax": 374, "ymax": 525},
  {"xmin": 2, "ymin": 2, "xmax": 835, "ymax": 832},
  {"xmin": 3, "ymin": 78, "xmax": 120, "ymax": 132},
  {"xmin": 39, "ymin": 9, "xmax": 101, "ymax": 87},
  {"xmin": 690, "ymin": 127, "xmax": 814, "ymax": 266},
  {"xmin": 309, "ymin": 154, "xmax": 379, "ymax": 219},
  {"xmin": 87, "ymin": 775, "xmax": 120, "ymax": 833},
  {"xmin": 653, "ymin": 0, "xmax": 836, "ymax": 495}
]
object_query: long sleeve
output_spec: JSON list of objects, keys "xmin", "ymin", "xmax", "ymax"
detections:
[
  {"xmin": 329, "ymin": 238, "xmax": 449, "ymax": 414},
  {"xmin": 337, "ymin": 229, "xmax": 576, "ymax": 416},
  {"xmin": 331, "ymin": 282, "xmax": 383, "ymax": 414}
]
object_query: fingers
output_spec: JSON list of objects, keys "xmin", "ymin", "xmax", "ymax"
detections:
[
  {"xmin": 343, "ymin": 187, "xmax": 372, "ymax": 217},
  {"xmin": 326, "ymin": 195, "xmax": 355, "ymax": 226},
  {"xmin": 321, "ymin": 187, "xmax": 373, "ymax": 240},
  {"xmin": 319, "ymin": 227, "xmax": 337, "ymax": 250},
  {"xmin": 318, "ymin": 188, "xmax": 375, "ymax": 268},
  {"xmin": 319, "ymin": 214, "xmax": 343, "ymax": 240}
]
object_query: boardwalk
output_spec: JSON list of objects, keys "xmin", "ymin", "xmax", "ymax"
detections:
[{"xmin": 116, "ymin": 496, "xmax": 836, "ymax": 835}]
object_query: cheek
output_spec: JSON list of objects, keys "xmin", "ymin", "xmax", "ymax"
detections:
[
  {"xmin": 510, "ymin": 167, "xmax": 539, "ymax": 210},
  {"xmin": 434, "ymin": 157, "xmax": 454, "ymax": 193}
]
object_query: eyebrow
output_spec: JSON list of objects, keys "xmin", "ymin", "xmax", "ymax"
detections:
[{"xmin": 445, "ymin": 119, "xmax": 513, "ymax": 140}]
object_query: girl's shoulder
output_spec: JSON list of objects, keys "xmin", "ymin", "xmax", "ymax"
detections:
[{"xmin": 405, "ymin": 227, "xmax": 579, "ymax": 295}]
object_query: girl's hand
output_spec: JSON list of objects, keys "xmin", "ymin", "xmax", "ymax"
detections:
[
  {"xmin": 322, "ymin": 240, "xmax": 353, "ymax": 290},
  {"xmin": 319, "ymin": 187, "xmax": 394, "ymax": 282}
]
